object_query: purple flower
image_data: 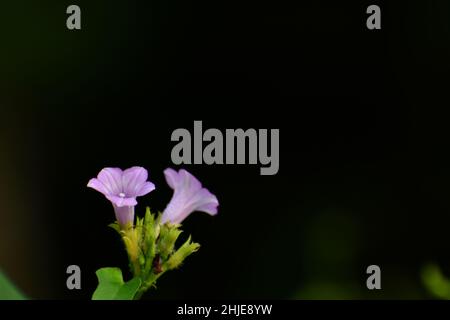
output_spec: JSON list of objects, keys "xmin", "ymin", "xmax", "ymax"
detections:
[
  {"xmin": 161, "ymin": 168, "xmax": 219, "ymax": 224},
  {"xmin": 87, "ymin": 167, "xmax": 155, "ymax": 228}
]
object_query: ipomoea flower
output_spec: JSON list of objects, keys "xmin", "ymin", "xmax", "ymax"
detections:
[
  {"xmin": 161, "ymin": 168, "xmax": 219, "ymax": 224},
  {"xmin": 87, "ymin": 167, "xmax": 155, "ymax": 228}
]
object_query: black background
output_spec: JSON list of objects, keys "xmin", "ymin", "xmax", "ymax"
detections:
[{"xmin": 2, "ymin": 0, "xmax": 450, "ymax": 299}]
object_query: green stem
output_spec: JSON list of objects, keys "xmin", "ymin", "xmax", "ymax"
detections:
[{"xmin": 133, "ymin": 270, "xmax": 166, "ymax": 300}]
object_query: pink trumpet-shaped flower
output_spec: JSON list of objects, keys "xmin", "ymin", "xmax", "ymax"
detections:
[
  {"xmin": 161, "ymin": 168, "xmax": 219, "ymax": 224},
  {"xmin": 87, "ymin": 167, "xmax": 155, "ymax": 227}
]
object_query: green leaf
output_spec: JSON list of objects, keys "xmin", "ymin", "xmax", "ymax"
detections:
[
  {"xmin": 0, "ymin": 269, "xmax": 26, "ymax": 300},
  {"xmin": 422, "ymin": 263, "xmax": 450, "ymax": 299},
  {"xmin": 92, "ymin": 267, "xmax": 141, "ymax": 300},
  {"xmin": 115, "ymin": 277, "xmax": 141, "ymax": 300}
]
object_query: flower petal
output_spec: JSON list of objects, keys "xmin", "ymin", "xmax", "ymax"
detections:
[
  {"xmin": 106, "ymin": 195, "xmax": 137, "ymax": 207},
  {"xmin": 136, "ymin": 181, "xmax": 156, "ymax": 196},
  {"xmin": 164, "ymin": 168, "xmax": 180, "ymax": 189},
  {"xmin": 87, "ymin": 178, "xmax": 109, "ymax": 195},
  {"xmin": 113, "ymin": 205, "xmax": 135, "ymax": 227},
  {"xmin": 192, "ymin": 189, "xmax": 219, "ymax": 215},
  {"xmin": 122, "ymin": 166, "xmax": 148, "ymax": 196},
  {"xmin": 162, "ymin": 168, "xmax": 219, "ymax": 224},
  {"xmin": 179, "ymin": 169, "xmax": 202, "ymax": 193},
  {"xmin": 97, "ymin": 167, "xmax": 123, "ymax": 195},
  {"xmin": 196, "ymin": 201, "xmax": 219, "ymax": 215}
]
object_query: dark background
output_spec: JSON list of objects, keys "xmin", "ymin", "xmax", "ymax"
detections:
[{"xmin": 1, "ymin": 0, "xmax": 450, "ymax": 299}]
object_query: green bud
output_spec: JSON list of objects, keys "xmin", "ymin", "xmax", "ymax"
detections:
[
  {"xmin": 144, "ymin": 207, "xmax": 154, "ymax": 228},
  {"xmin": 143, "ymin": 208, "xmax": 159, "ymax": 275},
  {"xmin": 138, "ymin": 252, "xmax": 146, "ymax": 269},
  {"xmin": 136, "ymin": 217, "xmax": 144, "ymax": 228},
  {"xmin": 166, "ymin": 236, "xmax": 200, "ymax": 270},
  {"xmin": 135, "ymin": 217, "xmax": 144, "ymax": 248},
  {"xmin": 158, "ymin": 224, "xmax": 182, "ymax": 261}
]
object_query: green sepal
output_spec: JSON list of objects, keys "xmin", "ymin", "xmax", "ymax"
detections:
[
  {"xmin": 158, "ymin": 224, "xmax": 183, "ymax": 260},
  {"xmin": 166, "ymin": 236, "xmax": 200, "ymax": 270},
  {"xmin": 108, "ymin": 222, "xmax": 120, "ymax": 233},
  {"xmin": 142, "ymin": 208, "xmax": 160, "ymax": 275}
]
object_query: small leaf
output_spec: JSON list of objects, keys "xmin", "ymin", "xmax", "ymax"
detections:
[
  {"xmin": 92, "ymin": 267, "xmax": 141, "ymax": 300},
  {"xmin": 0, "ymin": 269, "xmax": 26, "ymax": 300},
  {"xmin": 422, "ymin": 263, "xmax": 450, "ymax": 299},
  {"xmin": 115, "ymin": 277, "xmax": 141, "ymax": 300},
  {"xmin": 108, "ymin": 222, "xmax": 120, "ymax": 233}
]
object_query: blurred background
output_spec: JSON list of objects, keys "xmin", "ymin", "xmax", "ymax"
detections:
[{"xmin": 1, "ymin": 0, "xmax": 450, "ymax": 299}]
